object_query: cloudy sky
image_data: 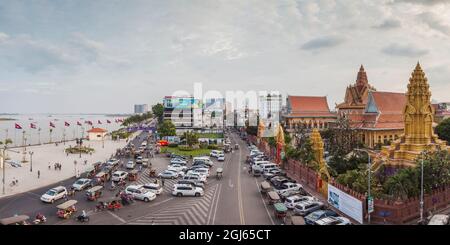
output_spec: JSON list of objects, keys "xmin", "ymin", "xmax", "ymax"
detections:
[{"xmin": 0, "ymin": 0, "xmax": 449, "ymax": 114}]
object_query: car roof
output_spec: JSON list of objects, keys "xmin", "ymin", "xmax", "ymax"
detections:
[
  {"xmin": 114, "ymin": 171, "xmax": 126, "ymax": 174},
  {"xmin": 174, "ymin": 183, "xmax": 195, "ymax": 188},
  {"xmin": 52, "ymin": 186, "xmax": 66, "ymax": 190},
  {"xmin": 126, "ymin": 185, "xmax": 141, "ymax": 189}
]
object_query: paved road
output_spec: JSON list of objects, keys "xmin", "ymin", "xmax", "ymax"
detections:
[{"xmin": 0, "ymin": 129, "xmax": 275, "ymax": 225}]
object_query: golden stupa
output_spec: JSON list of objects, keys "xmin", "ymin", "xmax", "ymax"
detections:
[
  {"xmin": 311, "ymin": 128, "xmax": 331, "ymax": 181},
  {"xmin": 376, "ymin": 63, "xmax": 447, "ymax": 168}
]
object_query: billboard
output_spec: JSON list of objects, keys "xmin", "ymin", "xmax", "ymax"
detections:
[{"xmin": 328, "ymin": 184, "xmax": 363, "ymax": 224}]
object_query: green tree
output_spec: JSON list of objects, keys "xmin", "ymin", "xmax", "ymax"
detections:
[
  {"xmin": 383, "ymin": 167, "xmax": 419, "ymax": 200},
  {"xmin": 152, "ymin": 103, "xmax": 164, "ymax": 123},
  {"xmin": 436, "ymin": 118, "xmax": 450, "ymax": 143},
  {"xmin": 122, "ymin": 112, "xmax": 153, "ymax": 126},
  {"xmin": 182, "ymin": 131, "xmax": 199, "ymax": 147},
  {"xmin": 158, "ymin": 120, "xmax": 176, "ymax": 137},
  {"xmin": 0, "ymin": 138, "xmax": 13, "ymax": 146}
]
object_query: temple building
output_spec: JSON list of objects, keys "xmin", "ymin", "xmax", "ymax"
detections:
[
  {"xmin": 356, "ymin": 91, "xmax": 406, "ymax": 148},
  {"xmin": 375, "ymin": 63, "xmax": 448, "ymax": 169},
  {"xmin": 282, "ymin": 95, "xmax": 337, "ymax": 133},
  {"xmin": 336, "ymin": 65, "xmax": 376, "ymax": 119},
  {"xmin": 432, "ymin": 102, "xmax": 450, "ymax": 124},
  {"xmin": 336, "ymin": 65, "xmax": 406, "ymax": 148}
]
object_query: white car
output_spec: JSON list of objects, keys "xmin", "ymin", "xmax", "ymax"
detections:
[
  {"xmin": 170, "ymin": 158, "xmax": 187, "ymax": 165},
  {"xmin": 72, "ymin": 178, "xmax": 92, "ymax": 191},
  {"xmin": 210, "ymin": 150, "xmax": 222, "ymax": 158},
  {"xmin": 284, "ymin": 195, "xmax": 315, "ymax": 209},
  {"xmin": 126, "ymin": 161, "xmax": 136, "ymax": 169},
  {"xmin": 315, "ymin": 216, "xmax": 352, "ymax": 225},
  {"xmin": 112, "ymin": 171, "xmax": 128, "ymax": 182},
  {"xmin": 191, "ymin": 168, "xmax": 210, "ymax": 178},
  {"xmin": 141, "ymin": 183, "xmax": 163, "ymax": 195},
  {"xmin": 136, "ymin": 156, "xmax": 143, "ymax": 164},
  {"xmin": 40, "ymin": 186, "xmax": 67, "ymax": 203},
  {"xmin": 107, "ymin": 159, "xmax": 119, "ymax": 166},
  {"xmin": 217, "ymin": 154, "xmax": 225, "ymax": 161},
  {"xmin": 275, "ymin": 182, "xmax": 303, "ymax": 195},
  {"xmin": 168, "ymin": 164, "xmax": 188, "ymax": 172},
  {"xmin": 428, "ymin": 214, "xmax": 449, "ymax": 225},
  {"xmin": 184, "ymin": 173, "xmax": 207, "ymax": 183},
  {"xmin": 158, "ymin": 170, "xmax": 179, "ymax": 179},
  {"xmin": 172, "ymin": 184, "xmax": 204, "ymax": 197},
  {"xmin": 125, "ymin": 185, "xmax": 156, "ymax": 202}
]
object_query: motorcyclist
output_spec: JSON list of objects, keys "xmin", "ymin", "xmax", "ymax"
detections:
[{"xmin": 35, "ymin": 213, "xmax": 46, "ymax": 222}]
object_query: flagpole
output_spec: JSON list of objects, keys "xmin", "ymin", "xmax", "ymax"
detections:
[
  {"xmin": 14, "ymin": 129, "xmax": 17, "ymax": 147},
  {"xmin": 38, "ymin": 128, "xmax": 41, "ymax": 145},
  {"xmin": 63, "ymin": 127, "xmax": 66, "ymax": 145}
]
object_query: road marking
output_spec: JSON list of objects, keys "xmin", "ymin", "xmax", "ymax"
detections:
[
  {"xmin": 212, "ymin": 183, "xmax": 222, "ymax": 225},
  {"xmin": 107, "ymin": 211, "xmax": 126, "ymax": 223},
  {"xmin": 26, "ymin": 192, "xmax": 41, "ymax": 198},
  {"xmin": 228, "ymin": 179, "xmax": 234, "ymax": 188},
  {"xmin": 206, "ymin": 184, "xmax": 219, "ymax": 225},
  {"xmin": 236, "ymin": 134, "xmax": 245, "ymax": 225},
  {"xmin": 255, "ymin": 177, "xmax": 275, "ymax": 225},
  {"xmin": 148, "ymin": 197, "xmax": 174, "ymax": 208}
]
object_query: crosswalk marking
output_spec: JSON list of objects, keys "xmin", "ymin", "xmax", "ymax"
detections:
[{"xmin": 126, "ymin": 184, "xmax": 218, "ymax": 225}]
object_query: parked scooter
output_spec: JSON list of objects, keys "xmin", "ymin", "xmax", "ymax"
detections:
[
  {"xmin": 33, "ymin": 213, "xmax": 47, "ymax": 224},
  {"xmin": 76, "ymin": 210, "xmax": 90, "ymax": 222}
]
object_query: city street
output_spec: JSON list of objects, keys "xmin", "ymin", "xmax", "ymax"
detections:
[{"xmin": 0, "ymin": 131, "xmax": 276, "ymax": 225}]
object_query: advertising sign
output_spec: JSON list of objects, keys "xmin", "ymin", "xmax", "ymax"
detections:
[{"xmin": 328, "ymin": 184, "xmax": 363, "ymax": 224}]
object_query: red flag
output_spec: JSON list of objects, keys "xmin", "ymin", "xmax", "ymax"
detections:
[
  {"xmin": 77, "ymin": 121, "xmax": 82, "ymax": 126},
  {"xmin": 98, "ymin": 120, "xmax": 102, "ymax": 124},
  {"xmin": 65, "ymin": 122, "xmax": 70, "ymax": 127},
  {"xmin": 107, "ymin": 120, "xmax": 111, "ymax": 124},
  {"xmin": 15, "ymin": 123, "xmax": 22, "ymax": 129},
  {"xmin": 49, "ymin": 122, "xmax": 55, "ymax": 128},
  {"xmin": 30, "ymin": 123, "xmax": 37, "ymax": 129},
  {"xmin": 88, "ymin": 121, "xmax": 93, "ymax": 125}
]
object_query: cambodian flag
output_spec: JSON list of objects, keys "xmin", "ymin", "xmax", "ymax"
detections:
[
  {"xmin": 30, "ymin": 123, "xmax": 37, "ymax": 129},
  {"xmin": 98, "ymin": 120, "xmax": 102, "ymax": 124},
  {"xmin": 77, "ymin": 121, "xmax": 82, "ymax": 126},
  {"xmin": 15, "ymin": 123, "xmax": 22, "ymax": 129},
  {"xmin": 65, "ymin": 122, "xmax": 70, "ymax": 127},
  {"xmin": 86, "ymin": 121, "xmax": 93, "ymax": 125},
  {"xmin": 107, "ymin": 120, "xmax": 111, "ymax": 124},
  {"xmin": 49, "ymin": 122, "xmax": 56, "ymax": 128}
]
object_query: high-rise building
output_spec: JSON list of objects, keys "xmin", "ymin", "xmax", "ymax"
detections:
[
  {"xmin": 163, "ymin": 96, "xmax": 202, "ymax": 134},
  {"xmin": 134, "ymin": 104, "xmax": 149, "ymax": 114}
]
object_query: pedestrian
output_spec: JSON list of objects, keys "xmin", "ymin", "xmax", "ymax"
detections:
[
  {"xmin": 48, "ymin": 163, "xmax": 51, "ymax": 170},
  {"xmin": 161, "ymin": 178, "xmax": 165, "ymax": 187},
  {"xmin": 38, "ymin": 170, "xmax": 40, "ymax": 179}
]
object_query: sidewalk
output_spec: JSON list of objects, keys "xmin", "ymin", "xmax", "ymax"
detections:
[{"xmin": 0, "ymin": 132, "xmax": 140, "ymax": 198}]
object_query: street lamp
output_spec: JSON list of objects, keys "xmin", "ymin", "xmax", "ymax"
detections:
[
  {"xmin": 2, "ymin": 146, "xmax": 20, "ymax": 195},
  {"xmin": 354, "ymin": 148, "xmax": 372, "ymax": 225},
  {"xmin": 74, "ymin": 160, "xmax": 77, "ymax": 177},
  {"xmin": 419, "ymin": 153, "xmax": 425, "ymax": 224},
  {"xmin": 29, "ymin": 151, "xmax": 34, "ymax": 172}
]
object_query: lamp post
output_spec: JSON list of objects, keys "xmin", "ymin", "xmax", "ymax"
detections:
[
  {"xmin": 355, "ymin": 148, "xmax": 372, "ymax": 224},
  {"xmin": 73, "ymin": 160, "xmax": 77, "ymax": 177},
  {"xmin": 419, "ymin": 154, "xmax": 424, "ymax": 224},
  {"xmin": 29, "ymin": 151, "xmax": 34, "ymax": 172},
  {"xmin": 2, "ymin": 146, "xmax": 20, "ymax": 195},
  {"xmin": 38, "ymin": 128, "xmax": 41, "ymax": 145}
]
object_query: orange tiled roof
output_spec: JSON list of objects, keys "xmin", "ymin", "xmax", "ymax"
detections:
[
  {"xmin": 286, "ymin": 96, "xmax": 336, "ymax": 118},
  {"xmin": 87, "ymin": 127, "xmax": 107, "ymax": 133},
  {"xmin": 371, "ymin": 91, "xmax": 406, "ymax": 113}
]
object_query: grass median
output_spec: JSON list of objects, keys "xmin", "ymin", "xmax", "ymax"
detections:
[{"xmin": 160, "ymin": 146, "xmax": 211, "ymax": 157}]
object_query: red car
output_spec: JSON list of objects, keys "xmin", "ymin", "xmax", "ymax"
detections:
[{"xmin": 158, "ymin": 140, "xmax": 169, "ymax": 146}]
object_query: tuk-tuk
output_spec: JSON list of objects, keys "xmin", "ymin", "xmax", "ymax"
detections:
[
  {"xmin": 128, "ymin": 170, "xmax": 139, "ymax": 181},
  {"xmin": 56, "ymin": 200, "xmax": 78, "ymax": 219},
  {"xmin": 93, "ymin": 162, "xmax": 102, "ymax": 171},
  {"xmin": 286, "ymin": 216, "xmax": 306, "ymax": 225},
  {"xmin": 86, "ymin": 185, "xmax": 103, "ymax": 201},
  {"xmin": 216, "ymin": 168, "xmax": 223, "ymax": 180},
  {"xmin": 274, "ymin": 203, "xmax": 288, "ymax": 219},
  {"xmin": 0, "ymin": 215, "xmax": 30, "ymax": 225},
  {"xmin": 84, "ymin": 166, "xmax": 96, "ymax": 178},
  {"xmin": 260, "ymin": 181, "xmax": 272, "ymax": 195},
  {"xmin": 97, "ymin": 197, "xmax": 122, "ymax": 212},
  {"xmin": 95, "ymin": 171, "xmax": 110, "ymax": 185},
  {"xmin": 223, "ymin": 144, "xmax": 231, "ymax": 153},
  {"xmin": 267, "ymin": 191, "xmax": 280, "ymax": 205}
]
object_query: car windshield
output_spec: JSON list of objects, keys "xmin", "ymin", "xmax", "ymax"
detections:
[
  {"xmin": 310, "ymin": 212, "xmax": 323, "ymax": 220},
  {"xmin": 45, "ymin": 190, "xmax": 57, "ymax": 196},
  {"xmin": 145, "ymin": 186, "xmax": 157, "ymax": 190},
  {"xmin": 75, "ymin": 180, "xmax": 86, "ymax": 185}
]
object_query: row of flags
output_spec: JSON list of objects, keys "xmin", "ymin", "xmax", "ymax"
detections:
[{"xmin": 14, "ymin": 119, "xmax": 124, "ymax": 130}]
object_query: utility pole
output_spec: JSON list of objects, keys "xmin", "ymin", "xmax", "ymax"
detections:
[
  {"xmin": 2, "ymin": 146, "xmax": 5, "ymax": 195},
  {"xmin": 38, "ymin": 128, "xmax": 41, "ymax": 145},
  {"xmin": 29, "ymin": 151, "xmax": 34, "ymax": 172},
  {"xmin": 368, "ymin": 153, "xmax": 371, "ymax": 225},
  {"xmin": 420, "ymin": 155, "xmax": 424, "ymax": 224}
]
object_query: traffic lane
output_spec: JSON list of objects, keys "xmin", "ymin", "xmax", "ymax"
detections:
[
  {"xmin": 233, "ymin": 133, "xmax": 274, "ymax": 225},
  {"xmin": 212, "ymin": 138, "xmax": 242, "ymax": 225}
]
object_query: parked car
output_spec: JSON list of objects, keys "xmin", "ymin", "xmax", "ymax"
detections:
[
  {"xmin": 72, "ymin": 178, "xmax": 92, "ymax": 191},
  {"xmin": 170, "ymin": 158, "xmax": 188, "ymax": 165},
  {"xmin": 112, "ymin": 171, "xmax": 128, "ymax": 182},
  {"xmin": 315, "ymin": 216, "xmax": 352, "ymax": 225},
  {"xmin": 428, "ymin": 214, "xmax": 450, "ymax": 225},
  {"xmin": 305, "ymin": 210, "xmax": 338, "ymax": 225},
  {"xmin": 141, "ymin": 183, "xmax": 163, "ymax": 195},
  {"xmin": 183, "ymin": 173, "xmax": 207, "ymax": 184},
  {"xmin": 172, "ymin": 184, "xmax": 204, "ymax": 197},
  {"xmin": 210, "ymin": 150, "xmax": 223, "ymax": 158},
  {"xmin": 136, "ymin": 156, "xmax": 143, "ymax": 164},
  {"xmin": 40, "ymin": 186, "xmax": 67, "ymax": 203},
  {"xmin": 168, "ymin": 164, "xmax": 188, "ymax": 172},
  {"xmin": 125, "ymin": 185, "xmax": 156, "ymax": 202},
  {"xmin": 107, "ymin": 158, "xmax": 119, "ymax": 167},
  {"xmin": 294, "ymin": 201, "xmax": 324, "ymax": 216},
  {"xmin": 217, "ymin": 153, "xmax": 225, "ymax": 161},
  {"xmin": 126, "ymin": 161, "xmax": 136, "ymax": 169},
  {"xmin": 189, "ymin": 164, "xmax": 210, "ymax": 171},
  {"xmin": 270, "ymin": 176, "xmax": 292, "ymax": 188},
  {"xmin": 177, "ymin": 180, "xmax": 205, "ymax": 189},
  {"xmin": 193, "ymin": 157, "xmax": 213, "ymax": 167},
  {"xmin": 263, "ymin": 168, "xmax": 287, "ymax": 179},
  {"xmin": 284, "ymin": 195, "xmax": 315, "ymax": 209},
  {"xmin": 158, "ymin": 170, "xmax": 179, "ymax": 179},
  {"xmin": 274, "ymin": 182, "xmax": 303, "ymax": 195},
  {"xmin": 187, "ymin": 168, "xmax": 210, "ymax": 178},
  {"xmin": 280, "ymin": 189, "xmax": 309, "ymax": 201}
]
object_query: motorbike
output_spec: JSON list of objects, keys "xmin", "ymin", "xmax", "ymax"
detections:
[
  {"xmin": 33, "ymin": 215, "xmax": 47, "ymax": 224},
  {"xmin": 76, "ymin": 214, "xmax": 90, "ymax": 222}
]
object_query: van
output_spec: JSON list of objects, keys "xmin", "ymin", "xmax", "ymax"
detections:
[{"xmin": 260, "ymin": 163, "xmax": 278, "ymax": 173}]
